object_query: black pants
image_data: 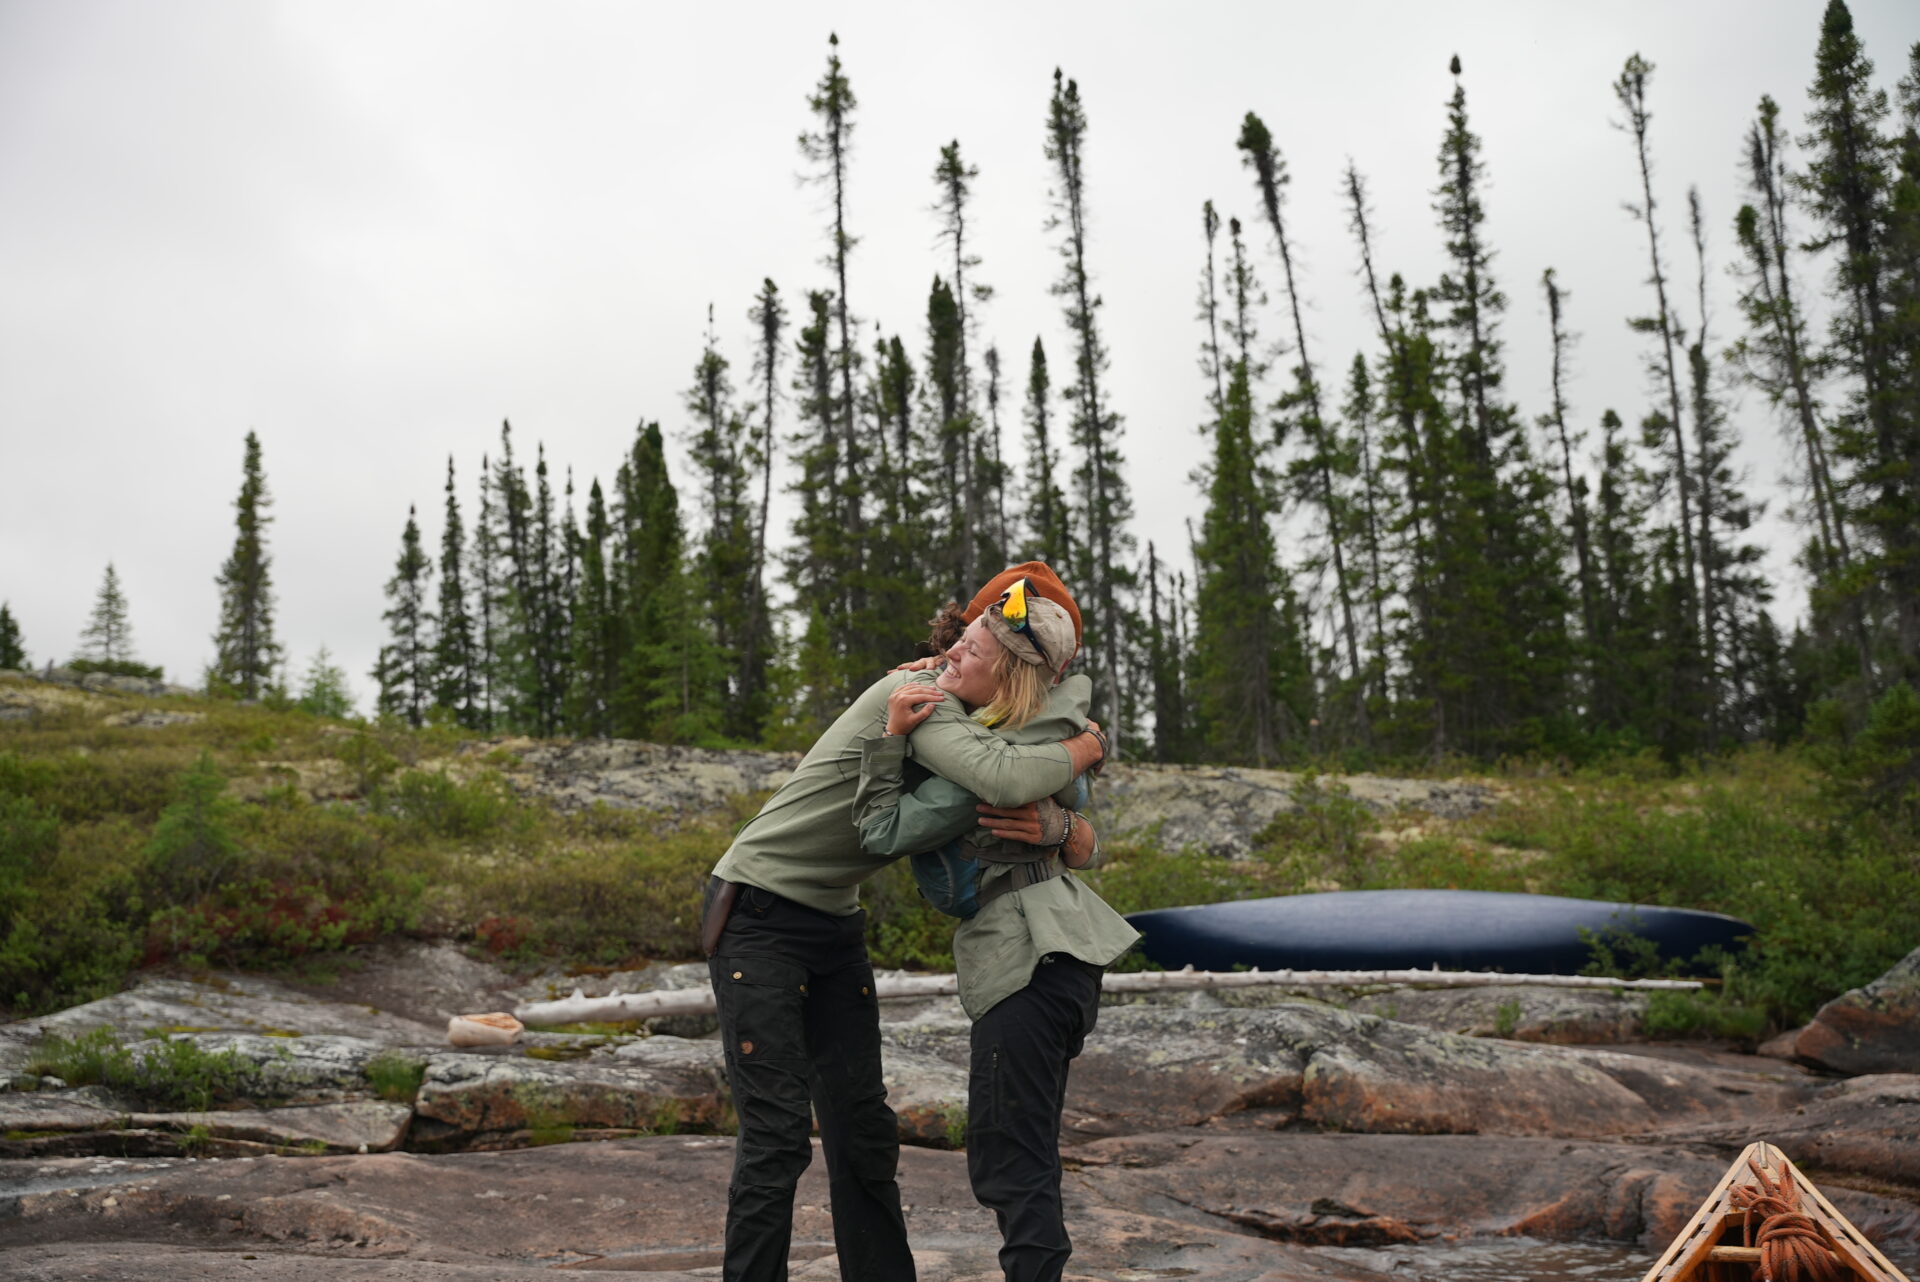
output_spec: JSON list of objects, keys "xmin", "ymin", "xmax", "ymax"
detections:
[
  {"xmin": 965, "ymin": 954, "xmax": 1103, "ymax": 1282},
  {"xmin": 706, "ymin": 878, "xmax": 914, "ymax": 1282}
]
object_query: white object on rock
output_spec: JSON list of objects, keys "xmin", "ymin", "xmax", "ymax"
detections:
[
  {"xmin": 515, "ymin": 967, "xmax": 1701, "ymax": 1026},
  {"xmin": 447, "ymin": 1012, "xmax": 524, "ymax": 1046}
]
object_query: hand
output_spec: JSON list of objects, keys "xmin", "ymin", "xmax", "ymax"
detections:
[
  {"xmin": 885, "ymin": 683, "xmax": 947, "ymax": 736},
  {"xmin": 889, "ymin": 655, "xmax": 943, "ymax": 673},
  {"xmin": 1062, "ymin": 813, "xmax": 1098, "ymax": 869},
  {"xmin": 1066, "ymin": 718, "xmax": 1109, "ymax": 777},
  {"xmin": 976, "ymin": 801, "xmax": 1046, "ymax": 843}
]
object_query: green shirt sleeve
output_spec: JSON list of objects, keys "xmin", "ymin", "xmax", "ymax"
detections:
[
  {"xmin": 853, "ymin": 736, "xmax": 981, "ymax": 857},
  {"xmin": 903, "ymin": 691, "xmax": 1075, "ymax": 806}
]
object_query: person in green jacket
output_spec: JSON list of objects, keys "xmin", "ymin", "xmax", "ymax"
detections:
[
  {"xmin": 856, "ymin": 577, "xmax": 1138, "ymax": 1282},
  {"xmin": 701, "ymin": 623, "xmax": 1107, "ymax": 1282}
]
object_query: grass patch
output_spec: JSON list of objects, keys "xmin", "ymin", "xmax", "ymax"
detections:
[
  {"xmin": 364, "ymin": 1051, "xmax": 427, "ymax": 1103},
  {"xmin": 27, "ymin": 1028, "xmax": 263, "ymax": 1111}
]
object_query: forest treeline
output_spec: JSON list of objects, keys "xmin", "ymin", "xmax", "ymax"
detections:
[{"xmin": 10, "ymin": 3, "xmax": 1918, "ymax": 767}]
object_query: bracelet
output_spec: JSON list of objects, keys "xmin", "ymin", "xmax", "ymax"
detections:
[
  {"xmin": 1058, "ymin": 807, "xmax": 1075, "ymax": 853},
  {"xmin": 1087, "ymin": 726, "xmax": 1112, "ymax": 775}
]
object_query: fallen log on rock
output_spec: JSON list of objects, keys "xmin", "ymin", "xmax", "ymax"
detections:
[{"xmin": 516, "ymin": 966, "xmax": 1701, "ymax": 1027}]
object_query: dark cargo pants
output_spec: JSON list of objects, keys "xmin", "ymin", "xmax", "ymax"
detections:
[
  {"xmin": 965, "ymin": 954, "xmax": 1103, "ymax": 1282},
  {"xmin": 706, "ymin": 878, "xmax": 913, "ymax": 1282}
]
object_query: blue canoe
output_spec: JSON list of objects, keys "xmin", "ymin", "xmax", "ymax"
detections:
[{"xmin": 1125, "ymin": 889, "xmax": 1753, "ymax": 976}]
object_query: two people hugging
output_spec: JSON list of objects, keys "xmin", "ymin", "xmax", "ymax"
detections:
[{"xmin": 700, "ymin": 560, "xmax": 1137, "ymax": 1282}]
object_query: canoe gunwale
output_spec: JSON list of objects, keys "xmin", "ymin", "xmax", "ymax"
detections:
[{"xmin": 1639, "ymin": 1141, "xmax": 1911, "ymax": 1282}]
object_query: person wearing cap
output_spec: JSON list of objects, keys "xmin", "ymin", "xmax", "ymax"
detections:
[
  {"xmin": 700, "ymin": 602, "xmax": 1110, "ymax": 1282},
  {"xmin": 855, "ymin": 574, "xmax": 1138, "ymax": 1282}
]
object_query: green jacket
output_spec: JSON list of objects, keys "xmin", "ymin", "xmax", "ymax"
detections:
[
  {"xmin": 710, "ymin": 669, "xmax": 1077, "ymax": 916},
  {"xmin": 852, "ymin": 673, "xmax": 1140, "ymax": 1019}
]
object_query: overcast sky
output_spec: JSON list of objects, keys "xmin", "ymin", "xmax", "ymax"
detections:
[{"xmin": 3, "ymin": 0, "xmax": 1915, "ymax": 706}]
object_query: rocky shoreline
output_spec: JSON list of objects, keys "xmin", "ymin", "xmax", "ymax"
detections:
[{"xmin": 3, "ymin": 941, "xmax": 1916, "ymax": 1280}]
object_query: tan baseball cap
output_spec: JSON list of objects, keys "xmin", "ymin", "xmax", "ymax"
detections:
[{"xmin": 983, "ymin": 578, "xmax": 1075, "ymax": 675}]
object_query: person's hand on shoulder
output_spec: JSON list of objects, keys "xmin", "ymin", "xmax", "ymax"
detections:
[
  {"xmin": 889, "ymin": 655, "xmax": 943, "ymax": 673},
  {"xmin": 885, "ymin": 681, "xmax": 948, "ymax": 736}
]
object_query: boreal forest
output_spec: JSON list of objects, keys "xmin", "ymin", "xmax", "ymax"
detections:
[{"xmin": 13, "ymin": 2, "xmax": 1920, "ymax": 771}]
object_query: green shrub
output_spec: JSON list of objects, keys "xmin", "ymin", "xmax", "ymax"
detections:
[
  {"xmin": 453, "ymin": 820, "xmax": 723, "ymax": 962},
  {"xmin": 1, "ymin": 804, "xmax": 141, "ymax": 1014},
  {"xmin": 144, "ymin": 751, "xmax": 242, "ymax": 902},
  {"xmin": 379, "ymin": 769, "xmax": 520, "ymax": 842}
]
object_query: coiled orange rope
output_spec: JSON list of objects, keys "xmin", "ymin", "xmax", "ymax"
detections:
[{"xmin": 1730, "ymin": 1154, "xmax": 1844, "ymax": 1282}]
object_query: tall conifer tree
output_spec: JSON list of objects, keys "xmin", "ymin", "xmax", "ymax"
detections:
[
  {"xmin": 1046, "ymin": 67, "xmax": 1136, "ymax": 742},
  {"xmin": 1021, "ymin": 337, "xmax": 1072, "ymax": 567},
  {"xmin": 799, "ymin": 34, "xmax": 869, "ymax": 659},
  {"xmin": 373, "ymin": 506, "xmax": 433, "ymax": 727},
  {"xmin": 210, "ymin": 431, "xmax": 281, "ymax": 698},
  {"xmin": 433, "ymin": 457, "xmax": 481, "ymax": 726},
  {"xmin": 0, "ymin": 603, "xmax": 25, "ymax": 670},
  {"xmin": 567, "ymin": 479, "xmax": 618, "ymax": 737},
  {"xmin": 1239, "ymin": 112, "xmax": 1366, "ymax": 694},
  {"xmin": 79, "ymin": 563, "xmax": 138, "ymax": 668},
  {"xmin": 1615, "ymin": 55, "xmax": 1702, "ymax": 619},
  {"xmin": 1798, "ymin": 1, "xmax": 1918, "ymax": 675}
]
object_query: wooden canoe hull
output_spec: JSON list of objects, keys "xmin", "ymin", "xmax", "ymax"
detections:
[{"xmin": 1640, "ymin": 1141, "xmax": 1911, "ymax": 1282}]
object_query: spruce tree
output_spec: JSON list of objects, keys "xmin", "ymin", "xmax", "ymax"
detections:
[
  {"xmin": 799, "ymin": 34, "xmax": 868, "ymax": 649},
  {"xmin": 1540, "ymin": 270, "xmax": 1601, "ymax": 682},
  {"xmin": 1731, "ymin": 94, "xmax": 1872, "ymax": 683},
  {"xmin": 1192, "ymin": 355, "xmax": 1292, "ymax": 765},
  {"xmin": 1615, "ymin": 55, "xmax": 1701, "ymax": 622},
  {"xmin": 933, "ymin": 141, "xmax": 1002, "ymax": 579},
  {"xmin": 210, "ymin": 430, "xmax": 282, "ymax": 699},
  {"xmin": 784, "ymin": 291, "xmax": 851, "ymax": 722},
  {"xmin": 1239, "ymin": 112, "xmax": 1365, "ymax": 693},
  {"xmin": 433, "ymin": 457, "xmax": 481, "ymax": 727},
  {"xmin": 982, "ymin": 343, "xmax": 1010, "ymax": 562},
  {"xmin": 685, "ymin": 306, "xmax": 760, "ymax": 738},
  {"xmin": 528, "ymin": 448, "xmax": 571, "ymax": 735},
  {"xmin": 1046, "ymin": 67, "xmax": 1136, "ymax": 742},
  {"xmin": 1021, "ymin": 337, "xmax": 1072, "ymax": 568},
  {"xmin": 1144, "ymin": 542, "xmax": 1187, "ymax": 762},
  {"xmin": 0, "ymin": 603, "xmax": 25, "ymax": 669},
  {"xmin": 78, "ymin": 563, "xmax": 138, "ymax": 668},
  {"xmin": 1590, "ymin": 409, "xmax": 1657, "ymax": 738},
  {"xmin": 297, "ymin": 646, "xmax": 354, "ymax": 720},
  {"xmin": 567, "ymin": 479, "xmax": 618, "ymax": 737},
  {"xmin": 1798, "ymin": 1, "xmax": 1917, "ymax": 675},
  {"xmin": 925, "ymin": 275, "xmax": 973, "ymax": 598},
  {"xmin": 1419, "ymin": 57, "xmax": 1571, "ymax": 754},
  {"xmin": 740, "ymin": 278, "xmax": 786, "ymax": 740},
  {"xmin": 373, "ymin": 506, "xmax": 433, "ymax": 727},
  {"xmin": 1197, "ymin": 201, "xmax": 1227, "ymax": 418},
  {"xmin": 472, "ymin": 454, "xmax": 501, "ymax": 729},
  {"xmin": 614, "ymin": 422, "xmax": 721, "ymax": 742},
  {"xmin": 1340, "ymin": 354, "xmax": 1393, "ymax": 692}
]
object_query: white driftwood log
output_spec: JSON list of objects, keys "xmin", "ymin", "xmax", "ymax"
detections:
[{"xmin": 515, "ymin": 966, "xmax": 1701, "ymax": 1027}]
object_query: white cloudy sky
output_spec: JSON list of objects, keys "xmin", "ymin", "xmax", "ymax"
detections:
[{"xmin": 2, "ymin": 0, "xmax": 1915, "ymax": 704}]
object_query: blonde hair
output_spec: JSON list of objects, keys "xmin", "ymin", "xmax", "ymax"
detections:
[{"xmin": 972, "ymin": 645, "xmax": 1053, "ymax": 732}]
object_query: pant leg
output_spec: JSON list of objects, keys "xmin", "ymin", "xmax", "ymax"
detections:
[
  {"xmin": 707, "ymin": 881, "xmax": 913, "ymax": 1282},
  {"xmin": 804, "ymin": 912, "xmax": 914, "ymax": 1282},
  {"xmin": 965, "ymin": 956, "xmax": 1103, "ymax": 1282},
  {"xmin": 710, "ymin": 883, "xmax": 833, "ymax": 1282}
]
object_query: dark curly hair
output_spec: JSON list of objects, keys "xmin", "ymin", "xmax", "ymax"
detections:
[{"xmin": 922, "ymin": 600, "xmax": 968, "ymax": 655}]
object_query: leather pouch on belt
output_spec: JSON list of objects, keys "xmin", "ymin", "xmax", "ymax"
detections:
[{"xmin": 701, "ymin": 879, "xmax": 740, "ymax": 958}]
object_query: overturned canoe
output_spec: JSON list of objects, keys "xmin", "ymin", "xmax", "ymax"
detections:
[
  {"xmin": 1641, "ymin": 1140, "xmax": 1910, "ymax": 1281},
  {"xmin": 1126, "ymin": 888, "xmax": 1752, "ymax": 975}
]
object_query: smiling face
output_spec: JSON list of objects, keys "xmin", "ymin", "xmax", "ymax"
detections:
[{"xmin": 935, "ymin": 615, "xmax": 1006, "ymax": 711}]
